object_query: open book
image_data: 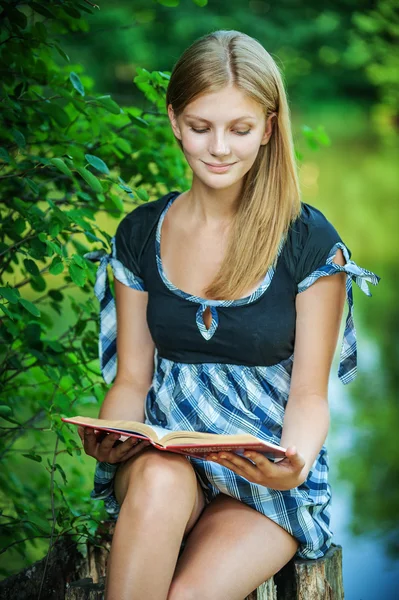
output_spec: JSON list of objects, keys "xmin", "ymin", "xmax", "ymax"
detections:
[{"xmin": 62, "ymin": 415, "xmax": 287, "ymax": 461}]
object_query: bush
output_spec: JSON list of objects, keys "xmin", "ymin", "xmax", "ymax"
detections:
[{"xmin": 0, "ymin": 0, "xmax": 188, "ymax": 578}]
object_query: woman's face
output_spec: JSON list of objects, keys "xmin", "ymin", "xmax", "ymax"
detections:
[{"xmin": 168, "ymin": 84, "xmax": 275, "ymax": 189}]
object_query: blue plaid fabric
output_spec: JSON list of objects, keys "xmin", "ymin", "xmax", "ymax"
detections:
[
  {"xmin": 86, "ymin": 210, "xmax": 381, "ymax": 560},
  {"xmin": 297, "ymin": 241, "xmax": 381, "ymax": 385},
  {"xmin": 85, "ymin": 238, "xmax": 146, "ymax": 384}
]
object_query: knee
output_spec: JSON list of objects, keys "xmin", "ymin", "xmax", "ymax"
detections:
[{"xmin": 124, "ymin": 450, "xmax": 197, "ymax": 500}]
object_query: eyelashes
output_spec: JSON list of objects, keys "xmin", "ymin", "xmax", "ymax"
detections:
[{"xmin": 190, "ymin": 127, "xmax": 251, "ymax": 136}]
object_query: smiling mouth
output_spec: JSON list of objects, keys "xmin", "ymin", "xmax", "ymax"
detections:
[{"xmin": 204, "ymin": 162, "xmax": 236, "ymax": 167}]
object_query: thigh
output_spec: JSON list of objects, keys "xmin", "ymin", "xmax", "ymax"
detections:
[
  {"xmin": 168, "ymin": 494, "xmax": 299, "ymax": 600},
  {"xmin": 114, "ymin": 447, "xmax": 207, "ymax": 537}
]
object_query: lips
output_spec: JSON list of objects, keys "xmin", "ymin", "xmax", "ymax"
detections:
[
  {"xmin": 203, "ymin": 161, "xmax": 237, "ymax": 173},
  {"xmin": 204, "ymin": 162, "xmax": 236, "ymax": 167}
]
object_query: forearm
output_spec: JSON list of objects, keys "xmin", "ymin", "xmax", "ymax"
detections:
[
  {"xmin": 99, "ymin": 377, "xmax": 150, "ymax": 423},
  {"xmin": 279, "ymin": 393, "xmax": 330, "ymax": 483}
]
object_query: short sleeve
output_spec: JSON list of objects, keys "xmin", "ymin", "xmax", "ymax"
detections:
[
  {"xmin": 288, "ymin": 203, "xmax": 381, "ymax": 385},
  {"xmin": 291, "ymin": 203, "xmax": 349, "ymax": 285},
  {"xmin": 111, "ymin": 212, "xmax": 147, "ymax": 292},
  {"xmin": 83, "ymin": 209, "xmax": 148, "ymax": 384}
]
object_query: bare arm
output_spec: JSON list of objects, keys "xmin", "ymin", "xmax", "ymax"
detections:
[
  {"xmin": 99, "ymin": 277, "xmax": 156, "ymax": 422},
  {"xmin": 279, "ymin": 247, "xmax": 347, "ymax": 481},
  {"xmin": 79, "ymin": 277, "xmax": 156, "ymax": 462}
]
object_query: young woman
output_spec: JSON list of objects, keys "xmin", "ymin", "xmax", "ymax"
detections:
[{"xmin": 78, "ymin": 30, "xmax": 380, "ymax": 600}]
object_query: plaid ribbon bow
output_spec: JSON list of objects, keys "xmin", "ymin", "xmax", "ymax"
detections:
[
  {"xmin": 298, "ymin": 242, "xmax": 381, "ymax": 384},
  {"xmin": 85, "ymin": 237, "xmax": 146, "ymax": 384}
]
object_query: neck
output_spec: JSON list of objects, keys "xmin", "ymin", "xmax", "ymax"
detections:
[{"xmin": 184, "ymin": 176, "xmax": 243, "ymax": 228}]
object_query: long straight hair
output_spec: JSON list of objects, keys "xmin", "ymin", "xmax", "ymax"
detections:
[{"xmin": 165, "ymin": 30, "xmax": 302, "ymax": 300}]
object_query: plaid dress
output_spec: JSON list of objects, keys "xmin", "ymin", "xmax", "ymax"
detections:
[{"xmin": 86, "ymin": 191, "xmax": 380, "ymax": 560}]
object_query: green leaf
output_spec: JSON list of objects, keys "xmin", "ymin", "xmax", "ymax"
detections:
[
  {"xmin": 32, "ymin": 21, "xmax": 47, "ymax": 41},
  {"xmin": 49, "ymin": 222, "xmax": 62, "ymax": 238},
  {"xmin": 50, "ymin": 158, "xmax": 73, "ymax": 177},
  {"xmin": 127, "ymin": 115, "xmax": 148, "ymax": 128},
  {"xmin": 25, "ymin": 178, "xmax": 39, "ymax": 195},
  {"xmin": 22, "ymin": 453, "xmax": 42, "ymax": 463},
  {"xmin": 0, "ymin": 147, "xmax": 11, "ymax": 163},
  {"xmin": 30, "ymin": 275, "xmax": 46, "ymax": 292},
  {"xmin": 12, "ymin": 129, "xmax": 26, "ymax": 148},
  {"xmin": 43, "ymin": 102, "xmax": 70, "ymax": 128},
  {"xmin": 76, "ymin": 167, "xmax": 103, "ymax": 193},
  {"xmin": 0, "ymin": 286, "xmax": 20, "ymax": 304},
  {"xmin": 110, "ymin": 194, "xmax": 124, "ymax": 212},
  {"xmin": 69, "ymin": 263, "xmax": 87, "ymax": 287},
  {"xmin": 53, "ymin": 43, "xmax": 70, "ymax": 62},
  {"xmin": 85, "ymin": 154, "xmax": 110, "ymax": 175},
  {"xmin": 0, "ymin": 304, "xmax": 15, "ymax": 319},
  {"xmin": 30, "ymin": 2, "xmax": 54, "ymax": 18},
  {"xmin": 14, "ymin": 218, "xmax": 26, "ymax": 235},
  {"xmin": 72, "ymin": 254, "xmax": 86, "ymax": 268},
  {"xmin": 23, "ymin": 258, "xmax": 40, "ymax": 277},
  {"xmin": 47, "ymin": 340, "xmax": 63, "ymax": 352},
  {"xmin": 115, "ymin": 138, "xmax": 133, "ymax": 153},
  {"xmin": 55, "ymin": 463, "xmax": 68, "ymax": 485},
  {"xmin": 7, "ymin": 7, "xmax": 28, "ymax": 29},
  {"xmin": 0, "ymin": 405, "xmax": 13, "ymax": 417},
  {"xmin": 49, "ymin": 256, "xmax": 64, "ymax": 275},
  {"xmin": 136, "ymin": 188, "xmax": 149, "ymax": 202},
  {"xmin": 69, "ymin": 72, "xmax": 85, "ymax": 97},
  {"xmin": 19, "ymin": 298, "xmax": 41, "ymax": 317},
  {"xmin": 96, "ymin": 95, "xmax": 121, "ymax": 115}
]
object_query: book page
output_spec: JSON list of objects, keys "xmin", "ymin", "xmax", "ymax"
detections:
[
  {"xmin": 63, "ymin": 416, "xmax": 161, "ymax": 443},
  {"xmin": 161, "ymin": 430, "xmax": 278, "ymax": 446}
]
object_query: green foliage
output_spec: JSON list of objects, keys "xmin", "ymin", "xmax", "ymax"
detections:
[
  {"xmin": 0, "ymin": 0, "xmax": 189, "ymax": 579},
  {"xmin": 1, "ymin": 0, "xmax": 396, "ymax": 583}
]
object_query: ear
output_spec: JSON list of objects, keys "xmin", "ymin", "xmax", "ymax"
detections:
[
  {"xmin": 260, "ymin": 112, "xmax": 277, "ymax": 146},
  {"xmin": 167, "ymin": 104, "xmax": 182, "ymax": 140}
]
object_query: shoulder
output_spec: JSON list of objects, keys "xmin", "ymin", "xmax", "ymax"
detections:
[
  {"xmin": 116, "ymin": 191, "xmax": 178, "ymax": 242},
  {"xmin": 284, "ymin": 201, "xmax": 346, "ymax": 284},
  {"xmin": 291, "ymin": 202, "xmax": 340, "ymax": 243},
  {"xmin": 114, "ymin": 190, "xmax": 179, "ymax": 274}
]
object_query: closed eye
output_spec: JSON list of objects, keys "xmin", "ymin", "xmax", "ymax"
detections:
[{"xmin": 190, "ymin": 127, "xmax": 251, "ymax": 136}]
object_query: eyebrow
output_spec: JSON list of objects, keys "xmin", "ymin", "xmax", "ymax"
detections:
[{"xmin": 184, "ymin": 114, "xmax": 257, "ymax": 123}]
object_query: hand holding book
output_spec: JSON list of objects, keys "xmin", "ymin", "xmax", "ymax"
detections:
[
  {"xmin": 63, "ymin": 415, "xmax": 287, "ymax": 462},
  {"xmin": 77, "ymin": 425, "xmax": 151, "ymax": 464},
  {"xmin": 202, "ymin": 446, "xmax": 307, "ymax": 491}
]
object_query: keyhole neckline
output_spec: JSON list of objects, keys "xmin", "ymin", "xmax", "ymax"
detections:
[{"xmin": 155, "ymin": 191, "xmax": 285, "ymax": 307}]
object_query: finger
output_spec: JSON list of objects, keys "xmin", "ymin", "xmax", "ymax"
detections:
[
  {"xmin": 82, "ymin": 428, "xmax": 98, "ymax": 455},
  {"xmin": 115, "ymin": 440, "xmax": 151, "ymax": 462},
  {"xmin": 212, "ymin": 452, "xmax": 260, "ymax": 480},
  {"xmin": 77, "ymin": 426, "xmax": 84, "ymax": 442},
  {"xmin": 112, "ymin": 437, "xmax": 140, "ymax": 460},
  {"xmin": 285, "ymin": 446, "xmax": 306, "ymax": 470},
  {"xmin": 100, "ymin": 432, "xmax": 120, "ymax": 452}
]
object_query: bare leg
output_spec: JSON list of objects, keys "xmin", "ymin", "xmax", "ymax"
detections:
[
  {"xmin": 104, "ymin": 448, "xmax": 206, "ymax": 600},
  {"xmin": 168, "ymin": 494, "xmax": 299, "ymax": 600}
]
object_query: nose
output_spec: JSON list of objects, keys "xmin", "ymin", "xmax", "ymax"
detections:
[{"xmin": 209, "ymin": 130, "xmax": 231, "ymax": 157}]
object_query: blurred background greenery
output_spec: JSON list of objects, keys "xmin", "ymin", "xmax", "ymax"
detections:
[{"xmin": 0, "ymin": 1, "xmax": 398, "ymax": 598}]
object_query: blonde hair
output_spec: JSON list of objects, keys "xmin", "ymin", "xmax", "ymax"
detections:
[{"xmin": 165, "ymin": 30, "xmax": 302, "ymax": 300}]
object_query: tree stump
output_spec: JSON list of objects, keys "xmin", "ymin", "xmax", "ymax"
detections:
[
  {"xmin": 0, "ymin": 536, "xmax": 86, "ymax": 600},
  {"xmin": 244, "ymin": 545, "xmax": 344, "ymax": 599}
]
